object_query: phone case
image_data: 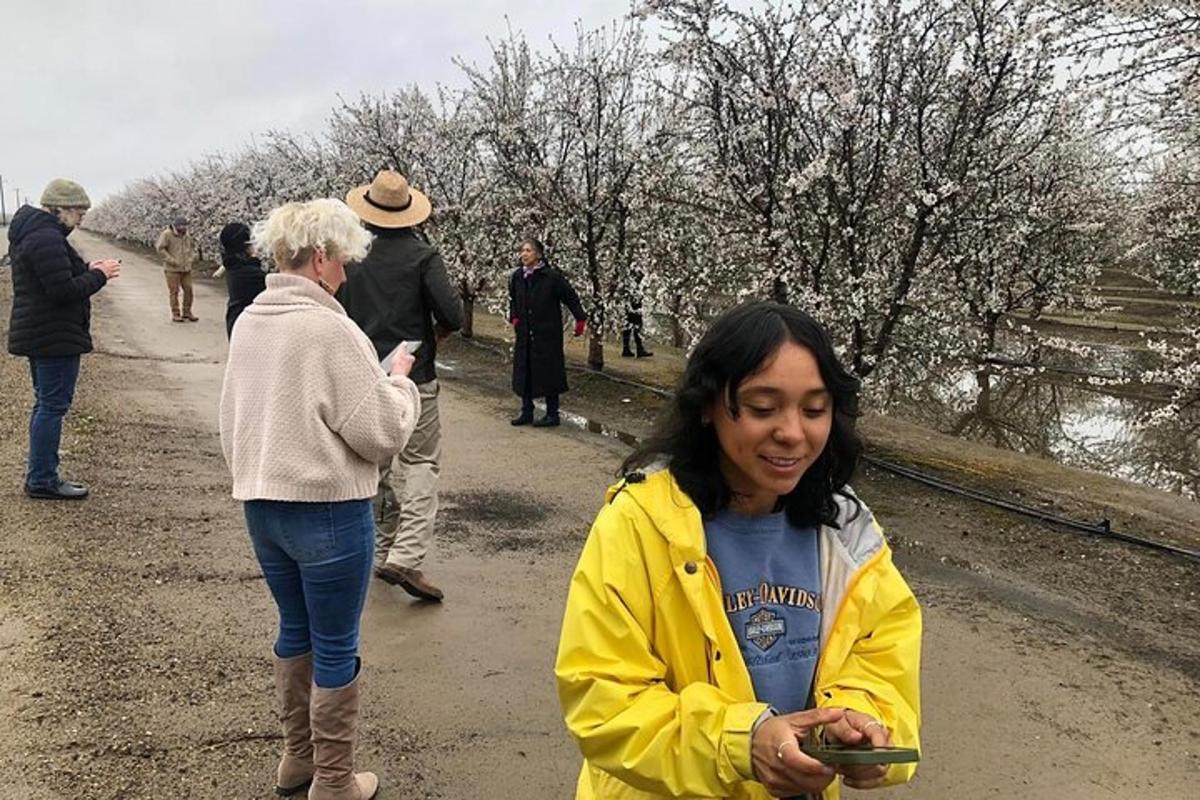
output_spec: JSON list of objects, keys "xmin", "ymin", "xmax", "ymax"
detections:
[{"xmin": 801, "ymin": 744, "xmax": 920, "ymax": 765}]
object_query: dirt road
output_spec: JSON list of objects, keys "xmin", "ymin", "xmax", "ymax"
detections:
[{"xmin": 1, "ymin": 228, "xmax": 1197, "ymax": 799}]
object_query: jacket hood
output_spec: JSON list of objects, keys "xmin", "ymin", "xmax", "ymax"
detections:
[
  {"xmin": 8, "ymin": 205, "xmax": 66, "ymax": 248},
  {"xmin": 243, "ymin": 273, "xmax": 347, "ymax": 318},
  {"xmin": 607, "ymin": 467, "xmax": 884, "ymax": 569}
]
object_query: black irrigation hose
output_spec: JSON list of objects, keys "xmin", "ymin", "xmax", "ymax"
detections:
[
  {"xmin": 863, "ymin": 455, "xmax": 1200, "ymax": 563},
  {"xmin": 458, "ymin": 333, "xmax": 1200, "ymax": 564}
]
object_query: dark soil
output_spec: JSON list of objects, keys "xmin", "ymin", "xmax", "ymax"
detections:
[{"xmin": 437, "ymin": 489, "xmax": 565, "ymax": 554}]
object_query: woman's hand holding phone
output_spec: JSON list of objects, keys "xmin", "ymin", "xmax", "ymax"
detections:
[
  {"xmin": 91, "ymin": 259, "xmax": 121, "ymax": 279},
  {"xmin": 380, "ymin": 341, "xmax": 419, "ymax": 377},
  {"xmin": 388, "ymin": 349, "xmax": 415, "ymax": 377},
  {"xmin": 751, "ymin": 708, "xmax": 841, "ymax": 798},
  {"xmin": 820, "ymin": 709, "xmax": 895, "ymax": 790}
]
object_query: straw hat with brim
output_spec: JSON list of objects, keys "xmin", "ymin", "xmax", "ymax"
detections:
[{"xmin": 345, "ymin": 170, "xmax": 432, "ymax": 229}]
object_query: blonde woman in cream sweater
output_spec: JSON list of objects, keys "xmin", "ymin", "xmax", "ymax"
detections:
[{"xmin": 220, "ymin": 199, "xmax": 420, "ymax": 800}]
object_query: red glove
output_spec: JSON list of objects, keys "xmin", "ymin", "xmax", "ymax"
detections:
[
  {"xmin": 574, "ymin": 320, "xmax": 586, "ymax": 337},
  {"xmin": 511, "ymin": 317, "xmax": 519, "ymax": 328}
]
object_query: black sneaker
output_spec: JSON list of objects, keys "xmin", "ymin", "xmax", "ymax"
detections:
[
  {"xmin": 532, "ymin": 415, "xmax": 561, "ymax": 428},
  {"xmin": 511, "ymin": 413, "xmax": 534, "ymax": 426},
  {"xmin": 25, "ymin": 480, "xmax": 89, "ymax": 500}
]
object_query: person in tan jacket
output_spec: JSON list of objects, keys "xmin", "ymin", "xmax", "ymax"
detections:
[
  {"xmin": 155, "ymin": 216, "xmax": 198, "ymax": 321},
  {"xmin": 220, "ymin": 198, "xmax": 419, "ymax": 800}
]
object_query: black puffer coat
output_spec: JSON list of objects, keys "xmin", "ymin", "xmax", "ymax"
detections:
[
  {"xmin": 508, "ymin": 265, "xmax": 587, "ymax": 397},
  {"xmin": 222, "ymin": 252, "xmax": 267, "ymax": 338},
  {"xmin": 6, "ymin": 206, "xmax": 107, "ymax": 357}
]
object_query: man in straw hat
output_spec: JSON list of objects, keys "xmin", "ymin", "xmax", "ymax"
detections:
[
  {"xmin": 155, "ymin": 215, "xmax": 198, "ymax": 322},
  {"xmin": 341, "ymin": 169, "xmax": 463, "ymax": 602},
  {"xmin": 7, "ymin": 178, "xmax": 121, "ymax": 499}
]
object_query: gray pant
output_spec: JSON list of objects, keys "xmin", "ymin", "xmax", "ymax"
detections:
[{"xmin": 375, "ymin": 380, "xmax": 441, "ymax": 570}]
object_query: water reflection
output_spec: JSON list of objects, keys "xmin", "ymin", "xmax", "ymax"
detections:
[{"xmin": 896, "ymin": 364, "xmax": 1199, "ymax": 500}]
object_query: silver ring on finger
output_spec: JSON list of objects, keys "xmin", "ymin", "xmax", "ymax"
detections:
[
  {"xmin": 863, "ymin": 719, "xmax": 886, "ymax": 735},
  {"xmin": 776, "ymin": 739, "xmax": 798, "ymax": 760}
]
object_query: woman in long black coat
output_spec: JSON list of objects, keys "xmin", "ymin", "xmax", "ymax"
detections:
[{"xmin": 508, "ymin": 239, "xmax": 587, "ymax": 427}]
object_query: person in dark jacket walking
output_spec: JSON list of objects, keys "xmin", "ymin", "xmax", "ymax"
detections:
[
  {"xmin": 217, "ymin": 222, "xmax": 267, "ymax": 338},
  {"xmin": 6, "ymin": 179, "xmax": 120, "ymax": 500},
  {"xmin": 508, "ymin": 239, "xmax": 588, "ymax": 428},
  {"xmin": 340, "ymin": 170, "xmax": 464, "ymax": 603}
]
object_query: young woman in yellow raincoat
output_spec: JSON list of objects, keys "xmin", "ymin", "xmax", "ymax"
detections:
[{"xmin": 555, "ymin": 301, "xmax": 921, "ymax": 800}]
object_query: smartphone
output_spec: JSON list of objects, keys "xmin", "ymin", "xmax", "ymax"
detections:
[
  {"xmin": 380, "ymin": 340, "xmax": 422, "ymax": 373},
  {"xmin": 801, "ymin": 743, "xmax": 920, "ymax": 766}
]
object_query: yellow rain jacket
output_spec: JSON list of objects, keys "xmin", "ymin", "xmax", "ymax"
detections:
[{"xmin": 555, "ymin": 469, "xmax": 921, "ymax": 800}]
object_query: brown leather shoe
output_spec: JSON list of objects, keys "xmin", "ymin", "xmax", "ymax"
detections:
[
  {"xmin": 184, "ymin": 313, "xmax": 199, "ymax": 321},
  {"xmin": 374, "ymin": 564, "xmax": 443, "ymax": 602}
]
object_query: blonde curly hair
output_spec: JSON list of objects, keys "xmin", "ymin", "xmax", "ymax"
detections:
[{"xmin": 251, "ymin": 198, "xmax": 372, "ymax": 270}]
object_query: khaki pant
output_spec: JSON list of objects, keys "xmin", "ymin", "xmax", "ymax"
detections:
[
  {"xmin": 375, "ymin": 380, "xmax": 441, "ymax": 570},
  {"xmin": 165, "ymin": 270, "xmax": 194, "ymax": 318}
]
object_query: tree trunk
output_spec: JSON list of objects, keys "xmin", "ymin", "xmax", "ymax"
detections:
[
  {"xmin": 671, "ymin": 293, "xmax": 686, "ymax": 348},
  {"xmin": 983, "ymin": 312, "xmax": 999, "ymax": 356},
  {"xmin": 461, "ymin": 295, "xmax": 475, "ymax": 339},
  {"xmin": 588, "ymin": 328, "xmax": 604, "ymax": 371},
  {"xmin": 771, "ymin": 275, "xmax": 789, "ymax": 304},
  {"xmin": 976, "ymin": 367, "xmax": 994, "ymax": 421}
]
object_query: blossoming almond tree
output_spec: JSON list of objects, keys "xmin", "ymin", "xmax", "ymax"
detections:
[
  {"xmin": 89, "ymin": 2, "xmax": 1132, "ymax": 398},
  {"xmin": 1065, "ymin": 0, "xmax": 1200, "ymax": 428},
  {"xmin": 646, "ymin": 0, "xmax": 1112, "ymax": 395}
]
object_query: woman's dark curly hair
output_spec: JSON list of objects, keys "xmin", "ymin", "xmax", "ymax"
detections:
[{"xmin": 622, "ymin": 301, "xmax": 862, "ymax": 528}]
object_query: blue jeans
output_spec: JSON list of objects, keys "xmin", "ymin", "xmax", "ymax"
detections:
[
  {"xmin": 244, "ymin": 499, "xmax": 374, "ymax": 688},
  {"xmin": 26, "ymin": 355, "xmax": 82, "ymax": 489}
]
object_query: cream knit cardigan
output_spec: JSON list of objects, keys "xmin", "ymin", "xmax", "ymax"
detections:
[{"xmin": 219, "ymin": 274, "xmax": 421, "ymax": 502}]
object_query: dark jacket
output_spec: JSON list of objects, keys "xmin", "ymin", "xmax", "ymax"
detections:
[
  {"xmin": 508, "ymin": 265, "xmax": 587, "ymax": 398},
  {"xmin": 337, "ymin": 228, "xmax": 464, "ymax": 385},
  {"xmin": 6, "ymin": 206, "xmax": 107, "ymax": 358},
  {"xmin": 222, "ymin": 251, "xmax": 267, "ymax": 338}
]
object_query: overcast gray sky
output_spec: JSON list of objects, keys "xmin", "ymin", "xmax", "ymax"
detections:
[{"xmin": 0, "ymin": 0, "xmax": 638, "ymax": 210}]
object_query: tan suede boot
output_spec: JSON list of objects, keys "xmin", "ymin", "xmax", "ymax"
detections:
[
  {"xmin": 308, "ymin": 666, "xmax": 379, "ymax": 800},
  {"xmin": 274, "ymin": 652, "xmax": 315, "ymax": 796}
]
